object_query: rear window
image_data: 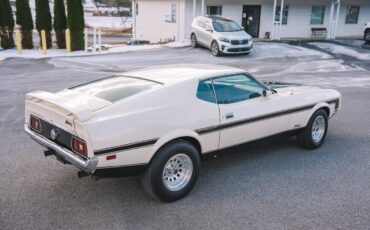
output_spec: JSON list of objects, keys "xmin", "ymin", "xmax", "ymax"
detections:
[{"xmin": 69, "ymin": 76, "xmax": 162, "ymax": 103}]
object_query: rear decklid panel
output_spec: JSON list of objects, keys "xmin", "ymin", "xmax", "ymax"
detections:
[{"xmin": 25, "ymin": 90, "xmax": 112, "ymax": 158}]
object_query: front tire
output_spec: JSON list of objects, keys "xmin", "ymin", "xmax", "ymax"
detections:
[
  {"xmin": 365, "ymin": 29, "xmax": 370, "ymax": 43},
  {"xmin": 142, "ymin": 140, "xmax": 201, "ymax": 202},
  {"xmin": 191, "ymin": 33, "xmax": 198, "ymax": 48},
  {"xmin": 211, "ymin": 41, "xmax": 221, "ymax": 56},
  {"xmin": 297, "ymin": 109, "xmax": 328, "ymax": 149}
]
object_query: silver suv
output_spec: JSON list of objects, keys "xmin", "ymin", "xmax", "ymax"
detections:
[{"xmin": 191, "ymin": 16, "xmax": 253, "ymax": 56}]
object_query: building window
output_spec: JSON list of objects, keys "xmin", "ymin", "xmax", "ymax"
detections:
[
  {"xmin": 275, "ymin": 6, "xmax": 289, "ymax": 25},
  {"xmin": 171, "ymin": 2, "xmax": 177, "ymax": 23},
  {"xmin": 165, "ymin": 2, "xmax": 177, "ymax": 23},
  {"xmin": 310, "ymin": 6, "xmax": 325, "ymax": 25},
  {"xmin": 345, "ymin": 6, "xmax": 360, "ymax": 24},
  {"xmin": 207, "ymin": 6, "xmax": 222, "ymax": 16}
]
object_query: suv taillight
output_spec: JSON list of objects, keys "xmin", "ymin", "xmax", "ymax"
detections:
[
  {"xmin": 72, "ymin": 137, "xmax": 88, "ymax": 157},
  {"xmin": 30, "ymin": 115, "xmax": 42, "ymax": 133}
]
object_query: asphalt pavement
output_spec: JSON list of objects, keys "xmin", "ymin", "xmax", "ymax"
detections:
[{"xmin": 1, "ymin": 41, "xmax": 370, "ymax": 230}]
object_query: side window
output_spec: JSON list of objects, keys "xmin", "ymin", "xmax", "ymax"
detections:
[
  {"xmin": 213, "ymin": 74, "xmax": 266, "ymax": 104},
  {"xmin": 196, "ymin": 80, "xmax": 216, "ymax": 103},
  {"xmin": 205, "ymin": 21, "xmax": 213, "ymax": 31}
]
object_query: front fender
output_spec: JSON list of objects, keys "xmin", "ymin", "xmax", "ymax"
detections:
[{"xmin": 304, "ymin": 102, "xmax": 331, "ymax": 125}]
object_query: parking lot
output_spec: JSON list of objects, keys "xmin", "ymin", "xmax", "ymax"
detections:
[{"xmin": 1, "ymin": 41, "xmax": 370, "ymax": 229}]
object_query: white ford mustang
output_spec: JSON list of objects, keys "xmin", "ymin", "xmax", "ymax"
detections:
[{"xmin": 24, "ymin": 64, "xmax": 341, "ymax": 202}]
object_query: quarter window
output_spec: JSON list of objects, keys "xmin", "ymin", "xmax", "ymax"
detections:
[
  {"xmin": 345, "ymin": 6, "xmax": 360, "ymax": 24},
  {"xmin": 197, "ymin": 80, "xmax": 216, "ymax": 103},
  {"xmin": 310, "ymin": 6, "xmax": 325, "ymax": 25},
  {"xmin": 207, "ymin": 6, "xmax": 222, "ymax": 16},
  {"xmin": 212, "ymin": 74, "xmax": 266, "ymax": 104}
]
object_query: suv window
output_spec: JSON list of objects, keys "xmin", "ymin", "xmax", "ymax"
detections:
[
  {"xmin": 212, "ymin": 74, "xmax": 266, "ymax": 104},
  {"xmin": 196, "ymin": 79, "xmax": 216, "ymax": 103}
]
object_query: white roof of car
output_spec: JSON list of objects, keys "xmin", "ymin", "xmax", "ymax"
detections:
[{"xmin": 122, "ymin": 64, "xmax": 245, "ymax": 84}]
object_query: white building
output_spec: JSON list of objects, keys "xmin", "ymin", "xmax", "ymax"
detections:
[{"xmin": 131, "ymin": 0, "xmax": 370, "ymax": 42}]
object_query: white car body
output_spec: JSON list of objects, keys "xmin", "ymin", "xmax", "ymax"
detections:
[
  {"xmin": 25, "ymin": 64, "xmax": 341, "ymax": 178},
  {"xmin": 191, "ymin": 16, "xmax": 253, "ymax": 55}
]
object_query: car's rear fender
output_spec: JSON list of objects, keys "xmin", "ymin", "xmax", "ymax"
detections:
[{"xmin": 150, "ymin": 130, "xmax": 203, "ymax": 160}]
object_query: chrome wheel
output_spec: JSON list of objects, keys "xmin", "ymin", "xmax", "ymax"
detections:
[
  {"xmin": 162, "ymin": 153, "xmax": 193, "ymax": 192},
  {"xmin": 311, "ymin": 115, "xmax": 326, "ymax": 143},
  {"xmin": 211, "ymin": 42, "xmax": 219, "ymax": 56}
]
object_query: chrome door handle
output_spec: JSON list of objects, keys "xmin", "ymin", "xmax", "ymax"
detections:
[{"xmin": 225, "ymin": 112, "xmax": 234, "ymax": 119}]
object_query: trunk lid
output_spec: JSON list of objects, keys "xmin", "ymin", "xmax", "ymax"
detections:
[{"xmin": 25, "ymin": 90, "xmax": 111, "ymax": 134}]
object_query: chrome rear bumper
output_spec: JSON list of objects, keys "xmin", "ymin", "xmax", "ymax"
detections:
[{"xmin": 24, "ymin": 124, "xmax": 98, "ymax": 173}]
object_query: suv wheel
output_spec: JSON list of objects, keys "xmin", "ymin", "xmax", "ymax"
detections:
[
  {"xmin": 365, "ymin": 29, "xmax": 370, "ymax": 42},
  {"xmin": 142, "ymin": 140, "xmax": 201, "ymax": 202},
  {"xmin": 191, "ymin": 34, "xmax": 198, "ymax": 48},
  {"xmin": 211, "ymin": 41, "xmax": 221, "ymax": 56},
  {"xmin": 297, "ymin": 109, "xmax": 328, "ymax": 149}
]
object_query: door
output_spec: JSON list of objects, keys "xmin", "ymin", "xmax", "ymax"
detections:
[
  {"xmin": 212, "ymin": 74, "xmax": 290, "ymax": 149},
  {"xmin": 196, "ymin": 18, "xmax": 213, "ymax": 47},
  {"xmin": 242, "ymin": 5, "xmax": 261, "ymax": 38}
]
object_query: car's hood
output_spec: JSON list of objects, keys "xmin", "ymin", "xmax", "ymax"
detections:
[
  {"xmin": 266, "ymin": 82, "xmax": 339, "ymax": 98},
  {"xmin": 217, "ymin": 30, "xmax": 251, "ymax": 40}
]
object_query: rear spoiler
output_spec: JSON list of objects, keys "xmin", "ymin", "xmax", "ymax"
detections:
[{"xmin": 26, "ymin": 90, "xmax": 111, "ymax": 121}]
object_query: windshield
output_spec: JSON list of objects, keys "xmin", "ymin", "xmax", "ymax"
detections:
[
  {"xmin": 69, "ymin": 76, "xmax": 161, "ymax": 103},
  {"xmin": 212, "ymin": 20, "xmax": 242, "ymax": 32}
]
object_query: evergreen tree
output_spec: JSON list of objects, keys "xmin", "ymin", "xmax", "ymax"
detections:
[
  {"xmin": 0, "ymin": 0, "xmax": 15, "ymax": 49},
  {"xmin": 35, "ymin": 0, "xmax": 52, "ymax": 48},
  {"xmin": 67, "ymin": 0, "xmax": 85, "ymax": 51},
  {"xmin": 16, "ymin": 0, "xmax": 34, "ymax": 49},
  {"xmin": 54, "ymin": 0, "xmax": 67, "ymax": 49}
]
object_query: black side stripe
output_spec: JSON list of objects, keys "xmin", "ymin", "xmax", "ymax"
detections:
[
  {"xmin": 196, "ymin": 99, "xmax": 340, "ymax": 135},
  {"xmin": 94, "ymin": 138, "xmax": 158, "ymax": 156}
]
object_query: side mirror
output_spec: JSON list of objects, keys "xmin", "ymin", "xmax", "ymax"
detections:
[{"xmin": 262, "ymin": 90, "xmax": 267, "ymax": 97}]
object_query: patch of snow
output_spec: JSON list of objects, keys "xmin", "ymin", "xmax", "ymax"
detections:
[
  {"xmin": 85, "ymin": 16, "xmax": 132, "ymax": 29},
  {"xmin": 283, "ymin": 59, "xmax": 363, "ymax": 73},
  {"xmin": 0, "ymin": 43, "xmax": 164, "ymax": 61},
  {"xmin": 255, "ymin": 43, "xmax": 331, "ymax": 59},
  {"xmin": 106, "ymin": 44, "xmax": 162, "ymax": 53},
  {"xmin": 165, "ymin": 40, "xmax": 191, "ymax": 48},
  {"xmin": 0, "ymin": 49, "xmax": 87, "ymax": 61},
  {"xmin": 309, "ymin": 42, "xmax": 370, "ymax": 60}
]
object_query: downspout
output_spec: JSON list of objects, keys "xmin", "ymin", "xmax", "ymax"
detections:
[
  {"xmin": 278, "ymin": 0, "xmax": 284, "ymax": 40},
  {"xmin": 177, "ymin": 0, "xmax": 180, "ymax": 41},
  {"xmin": 328, "ymin": 0, "xmax": 335, "ymax": 39},
  {"xmin": 272, "ymin": 0, "xmax": 277, "ymax": 40},
  {"xmin": 132, "ymin": 0, "xmax": 136, "ymax": 39},
  {"xmin": 334, "ymin": 0, "xmax": 341, "ymax": 40}
]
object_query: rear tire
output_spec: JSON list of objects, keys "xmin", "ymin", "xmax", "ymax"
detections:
[
  {"xmin": 191, "ymin": 33, "xmax": 199, "ymax": 48},
  {"xmin": 141, "ymin": 140, "xmax": 201, "ymax": 202},
  {"xmin": 297, "ymin": 109, "xmax": 328, "ymax": 149},
  {"xmin": 211, "ymin": 41, "xmax": 221, "ymax": 56}
]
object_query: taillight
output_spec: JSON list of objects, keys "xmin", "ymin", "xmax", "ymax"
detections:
[
  {"xmin": 72, "ymin": 137, "xmax": 88, "ymax": 157},
  {"xmin": 30, "ymin": 115, "xmax": 42, "ymax": 133}
]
